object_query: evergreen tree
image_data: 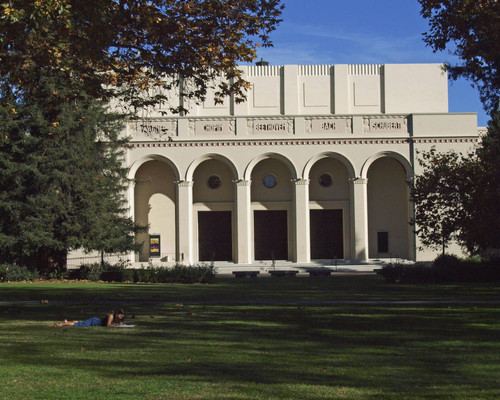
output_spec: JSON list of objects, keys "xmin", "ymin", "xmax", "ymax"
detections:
[{"xmin": 0, "ymin": 75, "xmax": 141, "ymax": 272}]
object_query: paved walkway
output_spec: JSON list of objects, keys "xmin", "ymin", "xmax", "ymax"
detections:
[
  {"xmin": 138, "ymin": 259, "xmax": 407, "ymax": 277},
  {"xmin": 211, "ymin": 259, "xmax": 393, "ymax": 277}
]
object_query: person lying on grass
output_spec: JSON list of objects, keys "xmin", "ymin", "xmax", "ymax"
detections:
[{"xmin": 54, "ymin": 309, "xmax": 125, "ymax": 328}]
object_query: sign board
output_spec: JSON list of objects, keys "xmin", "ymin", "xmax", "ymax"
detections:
[{"xmin": 149, "ymin": 235, "xmax": 161, "ymax": 258}]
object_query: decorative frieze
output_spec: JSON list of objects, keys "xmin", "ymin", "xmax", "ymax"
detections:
[
  {"xmin": 364, "ymin": 117, "xmax": 407, "ymax": 134},
  {"xmin": 247, "ymin": 118, "xmax": 294, "ymax": 135},
  {"xmin": 413, "ymin": 138, "xmax": 479, "ymax": 144},
  {"xmin": 348, "ymin": 64, "xmax": 381, "ymax": 75},
  {"xmin": 130, "ymin": 120, "xmax": 177, "ymax": 140},
  {"xmin": 299, "ymin": 65, "xmax": 332, "ymax": 76},
  {"xmin": 307, "ymin": 117, "xmax": 351, "ymax": 134},
  {"xmin": 126, "ymin": 137, "xmax": 477, "ymax": 149},
  {"xmin": 190, "ymin": 119, "xmax": 235, "ymax": 136},
  {"xmin": 247, "ymin": 65, "xmax": 283, "ymax": 77}
]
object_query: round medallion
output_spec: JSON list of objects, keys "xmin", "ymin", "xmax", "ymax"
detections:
[
  {"xmin": 207, "ymin": 175, "xmax": 221, "ymax": 189},
  {"xmin": 319, "ymin": 173, "xmax": 333, "ymax": 187},
  {"xmin": 263, "ymin": 174, "xmax": 277, "ymax": 188}
]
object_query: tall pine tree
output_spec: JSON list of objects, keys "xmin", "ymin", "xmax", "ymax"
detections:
[{"xmin": 0, "ymin": 74, "xmax": 141, "ymax": 272}]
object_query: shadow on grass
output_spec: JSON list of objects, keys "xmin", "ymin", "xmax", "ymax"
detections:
[
  {"xmin": 1, "ymin": 301, "xmax": 499, "ymax": 397},
  {"xmin": 1, "ymin": 277, "xmax": 500, "ymax": 399},
  {"xmin": 1, "ymin": 275, "xmax": 500, "ymax": 304}
]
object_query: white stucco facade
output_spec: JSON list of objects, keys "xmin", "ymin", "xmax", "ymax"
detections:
[{"xmin": 124, "ymin": 64, "xmax": 480, "ymax": 265}]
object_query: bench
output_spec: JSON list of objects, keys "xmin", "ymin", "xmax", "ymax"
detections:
[
  {"xmin": 232, "ymin": 271, "xmax": 260, "ymax": 278},
  {"xmin": 268, "ymin": 270, "xmax": 298, "ymax": 277},
  {"xmin": 308, "ymin": 268, "xmax": 332, "ymax": 277}
]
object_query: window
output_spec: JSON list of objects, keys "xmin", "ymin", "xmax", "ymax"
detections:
[
  {"xmin": 207, "ymin": 175, "xmax": 221, "ymax": 189},
  {"xmin": 319, "ymin": 173, "xmax": 333, "ymax": 187},
  {"xmin": 263, "ymin": 174, "xmax": 277, "ymax": 188},
  {"xmin": 377, "ymin": 231, "xmax": 389, "ymax": 253}
]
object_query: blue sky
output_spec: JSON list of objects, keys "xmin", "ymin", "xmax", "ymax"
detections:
[{"xmin": 251, "ymin": 0, "xmax": 488, "ymax": 126}]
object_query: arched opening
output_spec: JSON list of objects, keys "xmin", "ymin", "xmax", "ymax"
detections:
[
  {"xmin": 193, "ymin": 159, "xmax": 235, "ymax": 262},
  {"xmin": 251, "ymin": 157, "xmax": 293, "ymax": 261},
  {"xmin": 367, "ymin": 157, "xmax": 410, "ymax": 259},
  {"xmin": 308, "ymin": 157, "xmax": 350, "ymax": 260},
  {"xmin": 134, "ymin": 160, "xmax": 176, "ymax": 262}
]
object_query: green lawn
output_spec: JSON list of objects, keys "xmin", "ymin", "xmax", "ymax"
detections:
[{"xmin": 0, "ymin": 275, "xmax": 499, "ymax": 400}]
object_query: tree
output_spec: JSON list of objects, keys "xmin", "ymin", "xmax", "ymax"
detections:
[
  {"xmin": 0, "ymin": 74, "xmax": 142, "ymax": 271},
  {"xmin": 0, "ymin": 0, "xmax": 284, "ymax": 111},
  {"xmin": 411, "ymin": 135, "xmax": 500, "ymax": 257},
  {"xmin": 414, "ymin": 1, "xmax": 500, "ymax": 258},
  {"xmin": 419, "ymin": 0, "xmax": 500, "ymax": 113},
  {"xmin": 410, "ymin": 148, "xmax": 472, "ymax": 255},
  {"xmin": 464, "ymin": 110, "xmax": 500, "ymax": 254},
  {"xmin": 0, "ymin": 1, "xmax": 283, "ymax": 271}
]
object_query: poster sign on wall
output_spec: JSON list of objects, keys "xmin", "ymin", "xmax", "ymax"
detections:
[{"xmin": 149, "ymin": 235, "xmax": 161, "ymax": 258}]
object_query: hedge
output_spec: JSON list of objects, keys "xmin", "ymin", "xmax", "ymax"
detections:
[
  {"xmin": 0, "ymin": 263, "xmax": 39, "ymax": 282},
  {"xmin": 378, "ymin": 254, "xmax": 500, "ymax": 284},
  {"xmin": 69, "ymin": 263, "xmax": 216, "ymax": 284}
]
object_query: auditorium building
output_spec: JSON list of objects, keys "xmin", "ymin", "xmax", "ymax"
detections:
[{"xmin": 124, "ymin": 63, "xmax": 481, "ymax": 265}]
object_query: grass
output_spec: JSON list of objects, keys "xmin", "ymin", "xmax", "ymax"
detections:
[{"xmin": 0, "ymin": 275, "xmax": 499, "ymax": 399}]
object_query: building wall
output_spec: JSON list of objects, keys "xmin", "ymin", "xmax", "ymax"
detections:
[
  {"xmin": 139, "ymin": 63, "xmax": 449, "ymax": 118},
  {"xmin": 122, "ymin": 64, "xmax": 480, "ymax": 264}
]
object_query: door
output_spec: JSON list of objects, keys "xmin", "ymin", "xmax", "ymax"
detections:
[
  {"xmin": 198, "ymin": 211, "xmax": 232, "ymax": 261},
  {"xmin": 310, "ymin": 209, "xmax": 343, "ymax": 259},
  {"xmin": 254, "ymin": 210, "xmax": 288, "ymax": 260}
]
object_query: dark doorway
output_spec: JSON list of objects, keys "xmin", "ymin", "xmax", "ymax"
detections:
[
  {"xmin": 254, "ymin": 210, "xmax": 288, "ymax": 260},
  {"xmin": 198, "ymin": 211, "xmax": 232, "ymax": 261},
  {"xmin": 377, "ymin": 231, "xmax": 389, "ymax": 253},
  {"xmin": 310, "ymin": 209, "xmax": 343, "ymax": 259}
]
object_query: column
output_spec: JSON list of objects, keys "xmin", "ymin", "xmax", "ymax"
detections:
[
  {"xmin": 350, "ymin": 178, "xmax": 369, "ymax": 261},
  {"xmin": 235, "ymin": 180, "xmax": 252, "ymax": 264},
  {"xmin": 293, "ymin": 179, "xmax": 310, "ymax": 263},
  {"xmin": 176, "ymin": 181, "xmax": 193, "ymax": 264},
  {"xmin": 128, "ymin": 180, "xmax": 136, "ymax": 263}
]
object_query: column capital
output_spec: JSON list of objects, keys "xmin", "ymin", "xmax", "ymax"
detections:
[
  {"xmin": 292, "ymin": 178, "xmax": 309, "ymax": 185},
  {"xmin": 233, "ymin": 179, "xmax": 252, "ymax": 187},
  {"xmin": 176, "ymin": 180, "xmax": 193, "ymax": 187},
  {"xmin": 349, "ymin": 177, "xmax": 368, "ymax": 184}
]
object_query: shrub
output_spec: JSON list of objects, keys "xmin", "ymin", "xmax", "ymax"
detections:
[
  {"xmin": 0, "ymin": 263, "xmax": 39, "ymax": 282},
  {"xmin": 133, "ymin": 266, "xmax": 155, "ymax": 283},
  {"xmin": 134, "ymin": 263, "xmax": 216, "ymax": 284},
  {"xmin": 377, "ymin": 264, "xmax": 401, "ymax": 283},
  {"xmin": 57, "ymin": 262, "xmax": 217, "ymax": 283},
  {"xmin": 75, "ymin": 263, "xmax": 107, "ymax": 281},
  {"xmin": 101, "ymin": 266, "xmax": 134, "ymax": 282},
  {"xmin": 432, "ymin": 254, "xmax": 460, "ymax": 282},
  {"xmin": 378, "ymin": 255, "xmax": 500, "ymax": 284},
  {"xmin": 169, "ymin": 263, "xmax": 216, "ymax": 283},
  {"xmin": 378, "ymin": 263, "xmax": 434, "ymax": 284}
]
